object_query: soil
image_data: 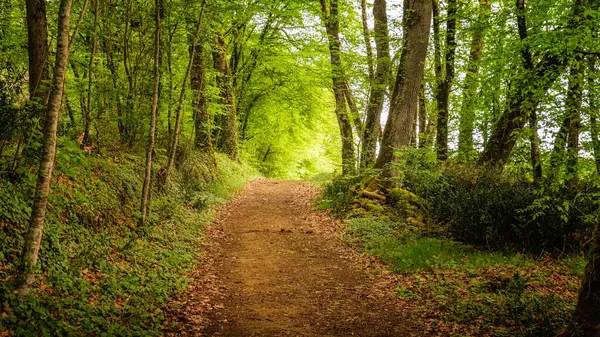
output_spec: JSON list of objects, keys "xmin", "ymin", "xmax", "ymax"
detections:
[{"xmin": 166, "ymin": 179, "xmax": 421, "ymax": 336}]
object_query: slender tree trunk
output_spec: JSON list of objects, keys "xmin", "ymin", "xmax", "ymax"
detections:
[
  {"xmin": 320, "ymin": 0, "xmax": 356, "ymax": 175},
  {"xmin": 566, "ymin": 57, "xmax": 584, "ymax": 185},
  {"xmin": 213, "ymin": 31, "xmax": 239, "ymax": 161},
  {"xmin": 457, "ymin": 0, "xmax": 490, "ymax": 161},
  {"xmin": 83, "ymin": 0, "xmax": 99, "ymax": 147},
  {"xmin": 375, "ymin": 0, "xmax": 432, "ymax": 168},
  {"xmin": 418, "ymin": 84, "xmax": 428, "ymax": 148},
  {"xmin": 163, "ymin": 0, "xmax": 207, "ymax": 181},
  {"xmin": 26, "ymin": 0, "xmax": 49, "ymax": 102},
  {"xmin": 548, "ymin": 56, "xmax": 584, "ymax": 184},
  {"xmin": 589, "ymin": 58, "xmax": 600, "ymax": 175},
  {"xmin": 515, "ymin": 0, "xmax": 542, "ymax": 183},
  {"xmin": 17, "ymin": 0, "xmax": 73, "ymax": 296},
  {"xmin": 360, "ymin": 0, "xmax": 374, "ymax": 82},
  {"xmin": 435, "ymin": 0, "xmax": 457, "ymax": 161},
  {"xmin": 139, "ymin": 0, "xmax": 161, "ymax": 226},
  {"xmin": 563, "ymin": 222, "xmax": 600, "ymax": 337},
  {"xmin": 479, "ymin": 0, "xmax": 589, "ymax": 168},
  {"xmin": 190, "ymin": 34, "xmax": 216, "ymax": 172},
  {"xmin": 361, "ymin": 0, "xmax": 390, "ymax": 168},
  {"xmin": 529, "ymin": 109, "xmax": 542, "ymax": 183}
]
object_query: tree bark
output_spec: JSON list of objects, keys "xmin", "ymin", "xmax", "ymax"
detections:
[
  {"xmin": 514, "ymin": 0, "xmax": 542, "ymax": 183},
  {"xmin": 163, "ymin": 0, "xmax": 207, "ymax": 181},
  {"xmin": 589, "ymin": 58, "xmax": 600, "ymax": 175},
  {"xmin": 26, "ymin": 0, "xmax": 49, "ymax": 102},
  {"xmin": 375, "ymin": 0, "xmax": 432, "ymax": 168},
  {"xmin": 139, "ymin": 0, "xmax": 161, "ymax": 226},
  {"xmin": 564, "ymin": 223, "xmax": 600, "ymax": 337},
  {"xmin": 213, "ymin": 31, "xmax": 239, "ymax": 161},
  {"xmin": 82, "ymin": 0, "xmax": 99, "ymax": 147},
  {"xmin": 360, "ymin": 0, "xmax": 374, "ymax": 82},
  {"xmin": 418, "ymin": 84, "xmax": 428, "ymax": 148},
  {"xmin": 17, "ymin": 0, "xmax": 73, "ymax": 296},
  {"xmin": 479, "ymin": 0, "xmax": 589, "ymax": 168},
  {"xmin": 190, "ymin": 15, "xmax": 216, "ymax": 172},
  {"xmin": 457, "ymin": 0, "xmax": 490, "ymax": 161},
  {"xmin": 435, "ymin": 0, "xmax": 457, "ymax": 161},
  {"xmin": 360, "ymin": 0, "xmax": 390, "ymax": 168},
  {"xmin": 320, "ymin": 0, "xmax": 356, "ymax": 175}
]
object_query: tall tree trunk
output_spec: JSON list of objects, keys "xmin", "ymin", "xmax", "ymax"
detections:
[
  {"xmin": 320, "ymin": 0, "xmax": 356, "ymax": 175},
  {"xmin": 548, "ymin": 57, "xmax": 584, "ymax": 184},
  {"xmin": 83, "ymin": 0, "xmax": 99, "ymax": 147},
  {"xmin": 564, "ymin": 222, "xmax": 600, "ymax": 337},
  {"xmin": 191, "ymin": 35, "xmax": 216, "ymax": 172},
  {"xmin": 457, "ymin": 0, "xmax": 490, "ymax": 161},
  {"xmin": 163, "ymin": 0, "xmax": 207, "ymax": 181},
  {"xmin": 213, "ymin": 31, "xmax": 239, "ymax": 161},
  {"xmin": 478, "ymin": 0, "xmax": 590, "ymax": 168},
  {"xmin": 139, "ymin": 0, "xmax": 161, "ymax": 226},
  {"xmin": 435, "ymin": 0, "xmax": 457, "ymax": 161},
  {"xmin": 418, "ymin": 84, "xmax": 428, "ymax": 148},
  {"xmin": 375, "ymin": 0, "xmax": 432, "ymax": 168},
  {"xmin": 360, "ymin": 0, "xmax": 374, "ymax": 82},
  {"xmin": 360, "ymin": 0, "xmax": 390, "ymax": 168},
  {"xmin": 17, "ymin": 0, "xmax": 73, "ymax": 296},
  {"xmin": 566, "ymin": 57, "xmax": 584, "ymax": 185},
  {"xmin": 26, "ymin": 0, "xmax": 49, "ymax": 102},
  {"xmin": 589, "ymin": 58, "xmax": 600, "ymax": 175},
  {"xmin": 515, "ymin": 0, "xmax": 542, "ymax": 183}
]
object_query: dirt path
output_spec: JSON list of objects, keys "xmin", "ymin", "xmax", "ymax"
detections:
[{"xmin": 166, "ymin": 179, "xmax": 420, "ymax": 336}]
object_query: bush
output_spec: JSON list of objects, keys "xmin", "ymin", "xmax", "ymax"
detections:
[
  {"xmin": 388, "ymin": 149, "xmax": 598, "ymax": 254},
  {"xmin": 320, "ymin": 175, "xmax": 365, "ymax": 216}
]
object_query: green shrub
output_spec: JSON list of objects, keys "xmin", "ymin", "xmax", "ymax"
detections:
[
  {"xmin": 389, "ymin": 149, "xmax": 598, "ymax": 253},
  {"xmin": 320, "ymin": 175, "xmax": 364, "ymax": 216}
]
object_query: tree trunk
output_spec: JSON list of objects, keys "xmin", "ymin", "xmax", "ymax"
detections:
[
  {"xmin": 17, "ymin": 0, "xmax": 73, "ymax": 296},
  {"xmin": 566, "ymin": 56, "xmax": 584, "ymax": 185},
  {"xmin": 82, "ymin": 0, "xmax": 99, "ymax": 147},
  {"xmin": 320, "ymin": 0, "xmax": 356, "ymax": 175},
  {"xmin": 26, "ymin": 0, "xmax": 49, "ymax": 102},
  {"xmin": 139, "ymin": 0, "xmax": 161, "ymax": 226},
  {"xmin": 589, "ymin": 58, "xmax": 600, "ymax": 175},
  {"xmin": 515, "ymin": 0, "xmax": 542, "ymax": 183},
  {"xmin": 457, "ymin": 0, "xmax": 490, "ymax": 161},
  {"xmin": 564, "ymin": 223, "xmax": 600, "ymax": 337},
  {"xmin": 360, "ymin": 0, "xmax": 390, "ymax": 168},
  {"xmin": 479, "ymin": 0, "xmax": 589, "ymax": 168},
  {"xmin": 163, "ymin": 0, "xmax": 207, "ymax": 181},
  {"xmin": 213, "ymin": 31, "xmax": 239, "ymax": 161},
  {"xmin": 190, "ymin": 14, "xmax": 216, "ymax": 172},
  {"xmin": 418, "ymin": 84, "xmax": 428, "ymax": 148},
  {"xmin": 435, "ymin": 0, "xmax": 457, "ymax": 161},
  {"xmin": 375, "ymin": 0, "xmax": 432, "ymax": 168},
  {"xmin": 360, "ymin": 0, "xmax": 374, "ymax": 82}
]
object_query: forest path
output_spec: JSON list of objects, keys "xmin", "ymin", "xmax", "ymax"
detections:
[{"xmin": 166, "ymin": 179, "xmax": 419, "ymax": 336}]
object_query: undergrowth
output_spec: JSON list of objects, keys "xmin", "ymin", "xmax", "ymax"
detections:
[
  {"xmin": 320, "ymin": 148, "xmax": 592, "ymax": 337},
  {"xmin": 0, "ymin": 138, "xmax": 259, "ymax": 336}
]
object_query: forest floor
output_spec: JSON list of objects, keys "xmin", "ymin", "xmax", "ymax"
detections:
[{"xmin": 165, "ymin": 179, "xmax": 423, "ymax": 336}]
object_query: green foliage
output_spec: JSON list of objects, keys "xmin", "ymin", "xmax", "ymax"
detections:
[
  {"xmin": 387, "ymin": 149, "xmax": 598, "ymax": 254},
  {"xmin": 342, "ymin": 215, "xmax": 577, "ymax": 337},
  {"xmin": 0, "ymin": 140, "xmax": 258, "ymax": 336},
  {"xmin": 319, "ymin": 175, "xmax": 365, "ymax": 216}
]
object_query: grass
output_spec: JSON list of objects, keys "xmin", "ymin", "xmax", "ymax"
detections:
[
  {"xmin": 345, "ymin": 217, "xmax": 534, "ymax": 272},
  {"xmin": 342, "ymin": 216, "xmax": 583, "ymax": 337}
]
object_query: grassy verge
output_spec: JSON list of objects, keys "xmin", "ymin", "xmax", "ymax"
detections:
[
  {"xmin": 0, "ymin": 140, "xmax": 259, "ymax": 336},
  {"xmin": 342, "ymin": 216, "xmax": 583, "ymax": 337}
]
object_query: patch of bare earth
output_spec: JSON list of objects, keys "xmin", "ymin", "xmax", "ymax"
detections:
[{"xmin": 165, "ymin": 179, "xmax": 422, "ymax": 336}]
